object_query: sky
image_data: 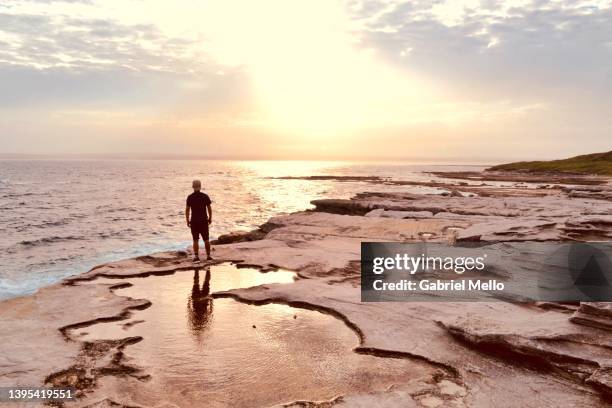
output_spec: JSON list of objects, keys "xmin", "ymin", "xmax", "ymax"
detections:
[{"xmin": 0, "ymin": 0, "xmax": 611, "ymax": 161}]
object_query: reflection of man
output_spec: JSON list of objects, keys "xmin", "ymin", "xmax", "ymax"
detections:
[
  {"xmin": 185, "ymin": 179, "xmax": 212, "ymax": 263},
  {"xmin": 188, "ymin": 268, "xmax": 213, "ymax": 334}
]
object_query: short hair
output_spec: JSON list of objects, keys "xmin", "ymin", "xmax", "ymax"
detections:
[{"xmin": 192, "ymin": 179, "xmax": 201, "ymax": 190}]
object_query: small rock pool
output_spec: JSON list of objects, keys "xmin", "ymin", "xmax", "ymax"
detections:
[{"xmin": 72, "ymin": 263, "xmax": 431, "ymax": 407}]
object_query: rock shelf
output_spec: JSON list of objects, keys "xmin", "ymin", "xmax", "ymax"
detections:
[{"xmin": 1, "ymin": 172, "xmax": 611, "ymax": 407}]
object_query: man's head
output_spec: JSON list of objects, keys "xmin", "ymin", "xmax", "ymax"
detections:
[{"xmin": 192, "ymin": 179, "xmax": 202, "ymax": 191}]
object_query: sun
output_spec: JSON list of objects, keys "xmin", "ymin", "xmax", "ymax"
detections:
[{"xmin": 196, "ymin": 0, "xmax": 442, "ymax": 139}]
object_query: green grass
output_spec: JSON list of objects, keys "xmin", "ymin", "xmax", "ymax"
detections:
[{"xmin": 488, "ymin": 151, "xmax": 612, "ymax": 176}]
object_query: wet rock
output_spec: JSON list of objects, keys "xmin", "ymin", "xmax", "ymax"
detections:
[
  {"xmin": 45, "ymin": 337, "xmax": 145, "ymax": 394},
  {"xmin": 63, "ymin": 252, "xmax": 226, "ymax": 283}
]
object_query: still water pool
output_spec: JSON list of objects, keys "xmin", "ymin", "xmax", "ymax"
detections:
[{"xmin": 73, "ymin": 263, "xmax": 431, "ymax": 407}]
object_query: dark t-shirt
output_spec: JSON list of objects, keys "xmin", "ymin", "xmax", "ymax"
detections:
[{"xmin": 187, "ymin": 191, "xmax": 211, "ymax": 223}]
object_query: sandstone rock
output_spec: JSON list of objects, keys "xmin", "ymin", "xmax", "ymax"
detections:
[
  {"xmin": 571, "ymin": 303, "xmax": 612, "ymax": 331},
  {"xmin": 217, "ymin": 278, "xmax": 603, "ymax": 407},
  {"xmin": 310, "ymin": 198, "xmax": 372, "ymax": 215},
  {"xmin": 364, "ymin": 208, "xmax": 385, "ymax": 217},
  {"xmin": 438, "ymin": 379, "xmax": 467, "ymax": 397},
  {"xmin": 431, "ymin": 171, "xmax": 609, "ymax": 185},
  {"xmin": 313, "ymin": 187, "xmax": 612, "ymax": 242},
  {"xmin": 211, "ymin": 229, "xmax": 266, "ymax": 245},
  {"xmin": 365, "ymin": 209, "xmax": 435, "ymax": 219},
  {"xmin": 0, "ymin": 282, "xmax": 149, "ymax": 388},
  {"xmin": 2, "ymin": 173, "xmax": 612, "ymax": 406},
  {"xmin": 586, "ymin": 367, "xmax": 612, "ymax": 398},
  {"xmin": 382, "ymin": 210, "xmax": 435, "ymax": 219}
]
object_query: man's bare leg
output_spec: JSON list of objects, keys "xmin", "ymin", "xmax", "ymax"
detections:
[
  {"xmin": 193, "ymin": 239, "xmax": 200, "ymax": 260},
  {"xmin": 204, "ymin": 240, "xmax": 211, "ymax": 260}
]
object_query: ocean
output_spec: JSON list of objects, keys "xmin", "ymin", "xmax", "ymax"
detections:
[{"xmin": 0, "ymin": 159, "xmax": 485, "ymax": 300}]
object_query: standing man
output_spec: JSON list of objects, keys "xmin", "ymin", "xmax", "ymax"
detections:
[{"xmin": 186, "ymin": 180, "xmax": 212, "ymax": 262}]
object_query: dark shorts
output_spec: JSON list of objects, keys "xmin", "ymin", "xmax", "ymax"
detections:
[{"xmin": 190, "ymin": 221, "xmax": 209, "ymax": 241}]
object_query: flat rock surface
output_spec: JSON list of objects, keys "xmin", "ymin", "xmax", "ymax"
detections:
[
  {"xmin": 0, "ymin": 281, "xmax": 150, "ymax": 389},
  {"xmin": 1, "ymin": 175, "xmax": 611, "ymax": 407}
]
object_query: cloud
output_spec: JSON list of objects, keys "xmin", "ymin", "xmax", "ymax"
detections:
[
  {"xmin": 0, "ymin": 7, "xmax": 255, "ymax": 115},
  {"xmin": 0, "ymin": 2, "xmax": 260, "ymax": 156},
  {"xmin": 0, "ymin": 12, "xmax": 207, "ymax": 74},
  {"xmin": 0, "ymin": 0, "xmax": 610, "ymax": 159},
  {"xmin": 338, "ymin": 0, "xmax": 612, "ymax": 153},
  {"xmin": 349, "ymin": 0, "xmax": 612, "ymax": 99}
]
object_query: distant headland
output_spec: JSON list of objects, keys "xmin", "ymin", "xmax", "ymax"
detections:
[{"xmin": 488, "ymin": 150, "xmax": 612, "ymax": 176}]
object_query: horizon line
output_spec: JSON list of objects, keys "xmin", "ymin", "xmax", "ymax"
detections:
[{"xmin": 0, "ymin": 152, "xmax": 549, "ymax": 165}]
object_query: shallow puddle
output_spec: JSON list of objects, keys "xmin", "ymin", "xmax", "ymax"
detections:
[{"xmin": 75, "ymin": 264, "xmax": 431, "ymax": 407}]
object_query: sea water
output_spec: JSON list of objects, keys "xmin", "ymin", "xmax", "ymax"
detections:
[{"xmin": 0, "ymin": 159, "xmax": 485, "ymax": 299}]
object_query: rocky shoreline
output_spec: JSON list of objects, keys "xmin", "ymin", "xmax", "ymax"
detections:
[{"xmin": 1, "ymin": 172, "xmax": 611, "ymax": 407}]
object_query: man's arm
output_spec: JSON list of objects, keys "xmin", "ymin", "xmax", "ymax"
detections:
[
  {"xmin": 185, "ymin": 205, "xmax": 191, "ymax": 227},
  {"xmin": 207, "ymin": 204, "xmax": 212, "ymax": 225}
]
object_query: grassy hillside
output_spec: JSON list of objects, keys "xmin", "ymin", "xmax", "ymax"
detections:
[{"xmin": 488, "ymin": 151, "xmax": 612, "ymax": 176}]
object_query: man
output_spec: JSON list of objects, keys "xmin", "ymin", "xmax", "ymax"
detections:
[{"xmin": 185, "ymin": 180, "xmax": 212, "ymax": 262}]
